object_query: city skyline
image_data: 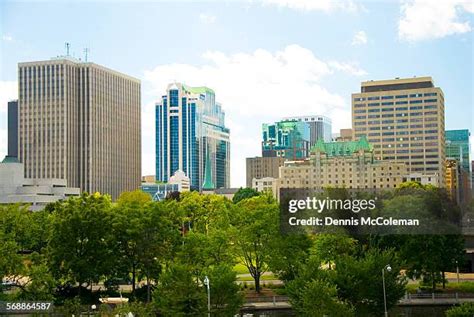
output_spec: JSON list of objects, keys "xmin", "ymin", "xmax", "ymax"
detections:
[{"xmin": 0, "ymin": 0, "xmax": 473, "ymax": 187}]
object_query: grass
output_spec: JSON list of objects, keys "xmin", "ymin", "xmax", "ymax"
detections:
[
  {"xmin": 233, "ymin": 263, "xmax": 249, "ymax": 275},
  {"xmin": 406, "ymin": 281, "xmax": 474, "ymax": 294}
]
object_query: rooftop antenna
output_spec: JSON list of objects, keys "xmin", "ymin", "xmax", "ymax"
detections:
[
  {"xmin": 65, "ymin": 42, "xmax": 70, "ymax": 56},
  {"xmin": 84, "ymin": 48, "xmax": 89, "ymax": 62}
]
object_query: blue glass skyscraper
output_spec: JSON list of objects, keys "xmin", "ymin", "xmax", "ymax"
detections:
[{"xmin": 156, "ymin": 83, "xmax": 230, "ymax": 190}]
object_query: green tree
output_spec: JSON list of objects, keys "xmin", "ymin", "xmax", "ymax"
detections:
[
  {"xmin": 286, "ymin": 255, "xmax": 354, "ymax": 316},
  {"xmin": 0, "ymin": 231, "xmax": 24, "ymax": 294},
  {"xmin": 232, "ymin": 194, "xmax": 279, "ymax": 292},
  {"xmin": 16, "ymin": 256, "xmax": 56, "ymax": 300},
  {"xmin": 312, "ymin": 234, "xmax": 356, "ymax": 270},
  {"xmin": 179, "ymin": 230, "xmax": 234, "ymax": 279},
  {"xmin": 333, "ymin": 248, "xmax": 406, "ymax": 316},
  {"xmin": 48, "ymin": 192, "xmax": 115, "ymax": 293},
  {"xmin": 153, "ymin": 264, "xmax": 207, "ymax": 316},
  {"xmin": 203, "ymin": 264, "xmax": 243, "ymax": 316},
  {"xmin": 288, "ymin": 278, "xmax": 354, "ymax": 317},
  {"xmin": 446, "ymin": 302, "xmax": 474, "ymax": 317},
  {"xmin": 112, "ymin": 194, "xmax": 179, "ymax": 300},
  {"xmin": 267, "ymin": 233, "xmax": 312, "ymax": 282},
  {"xmin": 117, "ymin": 190, "xmax": 152, "ymax": 206},
  {"xmin": 400, "ymin": 234, "xmax": 465, "ymax": 291},
  {"xmin": 232, "ymin": 187, "xmax": 260, "ymax": 204}
]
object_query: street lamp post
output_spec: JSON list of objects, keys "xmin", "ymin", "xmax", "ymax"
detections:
[
  {"xmin": 456, "ymin": 260, "xmax": 460, "ymax": 283},
  {"xmin": 382, "ymin": 264, "xmax": 392, "ymax": 317},
  {"xmin": 204, "ymin": 276, "xmax": 210, "ymax": 317}
]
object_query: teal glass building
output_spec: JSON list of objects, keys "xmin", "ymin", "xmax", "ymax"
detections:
[
  {"xmin": 262, "ymin": 120, "xmax": 310, "ymax": 159},
  {"xmin": 156, "ymin": 83, "xmax": 230, "ymax": 190},
  {"xmin": 446, "ymin": 129, "xmax": 471, "ymax": 171}
]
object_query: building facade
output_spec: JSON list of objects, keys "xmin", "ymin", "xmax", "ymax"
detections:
[
  {"xmin": 446, "ymin": 159, "xmax": 461, "ymax": 203},
  {"xmin": 282, "ymin": 115, "xmax": 332, "ymax": 144},
  {"xmin": 352, "ymin": 77, "xmax": 445, "ymax": 187},
  {"xmin": 7, "ymin": 100, "xmax": 18, "ymax": 157},
  {"xmin": 0, "ymin": 156, "xmax": 80, "ymax": 211},
  {"xmin": 334, "ymin": 128, "xmax": 353, "ymax": 142},
  {"xmin": 446, "ymin": 130, "xmax": 471, "ymax": 171},
  {"xmin": 252, "ymin": 177, "xmax": 277, "ymax": 193},
  {"xmin": 262, "ymin": 120, "xmax": 310, "ymax": 159},
  {"xmin": 141, "ymin": 170, "xmax": 190, "ymax": 201},
  {"xmin": 246, "ymin": 156, "xmax": 285, "ymax": 188},
  {"xmin": 275, "ymin": 137, "xmax": 408, "ymax": 197},
  {"xmin": 17, "ymin": 57, "xmax": 141, "ymax": 199},
  {"xmin": 445, "ymin": 129, "xmax": 471, "ymax": 204},
  {"xmin": 155, "ymin": 83, "xmax": 230, "ymax": 190}
]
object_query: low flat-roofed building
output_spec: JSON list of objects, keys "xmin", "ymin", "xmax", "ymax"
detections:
[{"xmin": 0, "ymin": 156, "xmax": 80, "ymax": 211}]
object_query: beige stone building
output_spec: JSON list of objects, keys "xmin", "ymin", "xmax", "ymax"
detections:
[
  {"xmin": 17, "ymin": 56, "xmax": 141, "ymax": 199},
  {"xmin": 335, "ymin": 128, "xmax": 353, "ymax": 141},
  {"xmin": 252, "ymin": 177, "xmax": 277, "ymax": 193},
  {"xmin": 352, "ymin": 77, "xmax": 445, "ymax": 187},
  {"xmin": 246, "ymin": 156, "xmax": 285, "ymax": 188},
  {"xmin": 275, "ymin": 137, "xmax": 408, "ymax": 196}
]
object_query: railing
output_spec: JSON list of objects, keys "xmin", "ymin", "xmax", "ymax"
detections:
[
  {"xmin": 243, "ymin": 296, "xmax": 289, "ymax": 304},
  {"xmin": 402, "ymin": 292, "xmax": 474, "ymax": 302}
]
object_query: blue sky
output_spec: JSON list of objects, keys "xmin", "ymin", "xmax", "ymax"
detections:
[{"xmin": 0, "ymin": 0, "xmax": 473, "ymax": 187}]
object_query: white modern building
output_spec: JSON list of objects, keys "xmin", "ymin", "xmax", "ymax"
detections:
[
  {"xmin": 0, "ymin": 156, "xmax": 80, "ymax": 211},
  {"xmin": 141, "ymin": 170, "xmax": 190, "ymax": 201}
]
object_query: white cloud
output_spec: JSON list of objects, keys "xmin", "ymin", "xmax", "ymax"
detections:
[
  {"xmin": 2, "ymin": 34, "xmax": 13, "ymax": 41},
  {"xmin": 399, "ymin": 0, "xmax": 473, "ymax": 41},
  {"xmin": 260, "ymin": 0, "xmax": 360, "ymax": 12},
  {"xmin": 0, "ymin": 81, "xmax": 18, "ymax": 160},
  {"xmin": 351, "ymin": 30, "xmax": 367, "ymax": 45},
  {"xmin": 199, "ymin": 13, "xmax": 216, "ymax": 24},
  {"xmin": 143, "ymin": 45, "xmax": 362, "ymax": 187},
  {"xmin": 328, "ymin": 61, "xmax": 367, "ymax": 76},
  {"xmin": 0, "ymin": 81, "xmax": 17, "ymax": 114}
]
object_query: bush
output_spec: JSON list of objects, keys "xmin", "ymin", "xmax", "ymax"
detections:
[{"xmin": 446, "ymin": 302, "xmax": 474, "ymax": 317}]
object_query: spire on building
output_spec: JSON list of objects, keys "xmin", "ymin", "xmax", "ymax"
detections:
[{"xmin": 202, "ymin": 149, "xmax": 215, "ymax": 190}]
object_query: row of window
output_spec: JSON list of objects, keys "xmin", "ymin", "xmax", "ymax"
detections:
[{"xmin": 354, "ymin": 92, "xmax": 438, "ymax": 102}]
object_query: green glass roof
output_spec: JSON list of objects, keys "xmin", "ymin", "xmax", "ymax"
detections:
[
  {"xmin": 311, "ymin": 136, "xmax": 373, "ymax": 157},
  {"xmin": 182, "ymin": 84, "xmax": 215, "ymax": 95},
  {"xmin": 202, "ymin": 150, "xmax": 215, "ymax": 190}
]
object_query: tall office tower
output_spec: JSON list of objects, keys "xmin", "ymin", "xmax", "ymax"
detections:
[
  {"xmin": 7, "ymin": 100, "xmax": 18, "ymax": 157},
  {"xmin": 155, "ymin": 83, "xmax": 230, "ymax": 190},
  {"xmin": 282, "ymin": 115, "xmax": 332, "ymax": 144},
  {"xmin": 446, "ymin": 129, "xmax": 471, "ymax": 204},
  {"xmin": 18, "ymin": 57, "xmax": 141, "ymax": 199},
  {"xmin": 352, "ymin": 77, "xmax": 445, "ymax": 187},
  {"xmin": 262, "ymin": 120, "xmax": 310, "ymax": 159}
]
